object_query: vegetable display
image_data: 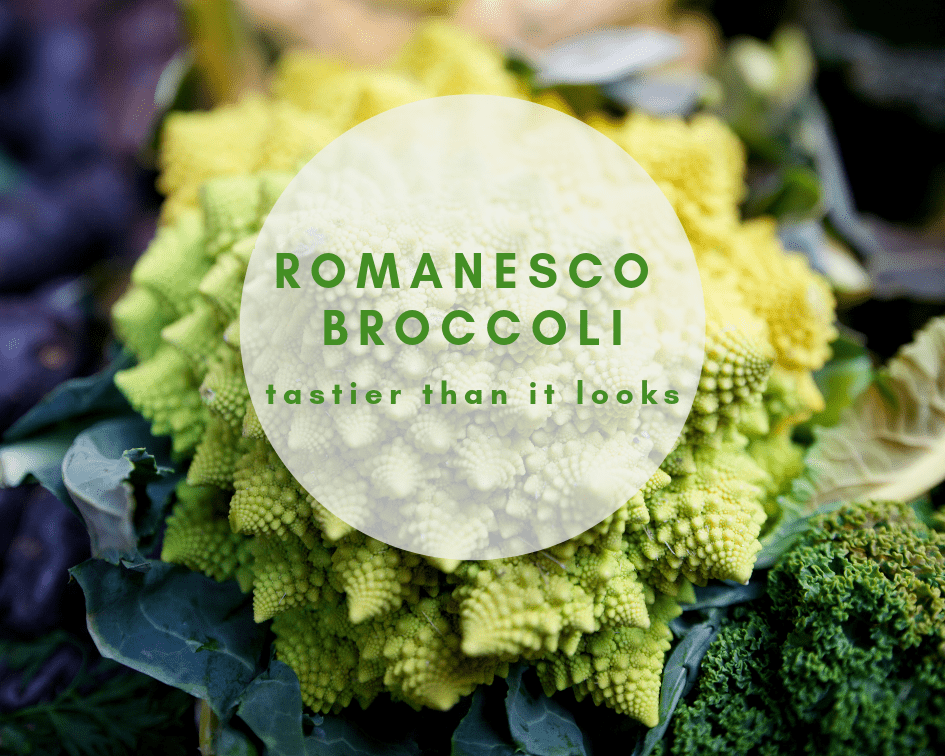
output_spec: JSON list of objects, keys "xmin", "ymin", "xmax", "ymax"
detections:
[{"xmin": 110, "ymin": 19, "xmax": 837, "ymax": 730}]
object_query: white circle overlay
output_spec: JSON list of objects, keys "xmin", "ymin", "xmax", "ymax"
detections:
[{"xmin": 241, "ymin": 95, "xmax": 705, "ymax": 560}]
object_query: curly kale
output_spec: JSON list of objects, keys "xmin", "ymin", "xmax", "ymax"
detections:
[{"xmin": 659, "ymin": 500, "xmax": 945, "ymax": 756}]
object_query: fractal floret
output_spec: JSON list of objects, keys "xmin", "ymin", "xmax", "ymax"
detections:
[{"xmin": 112, "ymin": 21, "xmax": 836, "ymax": 729}]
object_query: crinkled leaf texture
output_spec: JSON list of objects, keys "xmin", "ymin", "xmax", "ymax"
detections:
[
  {"xmin": 70, "ymin": 559, "xmax": 266, "ymax": 718},
  {"xmin": 62, "ymin": 416, "xmax": 173, "ymax": 564},
  {"xmin": 807, "ymin": 316, "xmax": 945, "ymax": 509}
]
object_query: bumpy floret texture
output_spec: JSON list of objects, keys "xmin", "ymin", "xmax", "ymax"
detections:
[
  {"xmin": 658, "ymin": 501, "xmax": 945, "ymax": 755},
  {"xmin": 110, "ymin": 21, "xmax": 837, "ymax": 727},
  {"xmin": 594, "ymin": 114, "xmax": 836, "ymax": 381},
  {"xmin": 536, "ymin": 593, "xmax": 681, "ymax": 727},
  {"xmin": 625, "ymin": 441, "xmax": 769, "ymax": 595},
  {"xmin": 160, "ymin": 483, "xmax": 253, "ymax": 591}
]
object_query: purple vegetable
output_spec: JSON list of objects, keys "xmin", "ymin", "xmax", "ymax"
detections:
[
  {"xmin": 0, "ymin": 4, "xmax": 25, "ymax": 87},
  {"xmin": 106, "ymin": 0, "xmax": 179, "ymax": 65},
  {"xmin": 0, "ymin": 486, "xmax": 90, "ymax": 637},
  {"xmin": 62, "ymin": 161, "xmax": 134, "ymax": 242},
  {"xmin": 0, "ymin": 2, "xmax": 182, "ymax": 294},
  {"xmin": 0, "ymin": 161, "xmax": 136, "ymax": 290},
  {"xmin": 0, "ymin": 487, "xmax": 29, "ymax": 562},
  {"xmin": 0, "ymin": 278, "xmax": 89, "ymax": 432},
  {"xmin": 0, "ymin": 25, "xmax": 101, "ymax": 167}
]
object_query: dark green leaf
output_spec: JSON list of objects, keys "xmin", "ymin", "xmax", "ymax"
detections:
[
  {"xmin": 3, "ymin": 353, "xmax": 133, "ymax": 442},
  {"xmin": 505, "ymin": 56, "xmax": 536, "ymax": 84},
  {"xmin": 61, "ymin": 416, "xmax": 172, "ymax": 564},
  {"xmin": 910, "ymin": 495, "xmax": 939, "ymax": 529},
  {"xmin": 827, "ymin": 328, "xmax": 869, "ymax": 361},
  {"xmin": 635, "ymin": 662, "xmax": 684, "ymax": 756},
  {"xmin": 139, "ymin": 469, "xmax": 185, "ymax": 553},
  {"xmin": 214, "ymin": 724, "xmax": 260, "ymax": 756},
  {"xmin": 767, "ymin": 166, "xmax": 821, "ymax": 218},
  {"xmin": 871, "ymin": 369, "xmax": 900, "ymax": 412},
  {"xmin": 0, "ymin": 630, "xmax": 82, "ymax": 687},
  {"xmin": 633, "ymin": 612, "xmax": 724, "ymax": 756},
  {"xmin": 0, "ymin": 354, "xmax": 138, "ymax": 510},
  {"xmin": 504, "ymin": 664, "xmax": 588, "ymax": 756},
  {"xmin": 810, "ymin": 353, "xmax": 873, "ymax": 429},
  {"xmin": 0, "ymin": 723, "xmax": 32, "ymax": 755},
  {"xmin": 232, "ymin": 659, "xmax": 423, "ymax": 756},
  {"xmin": 451, "ymin": 688, "xmax": 517, "ymax": 756},
  {"xmin": 756, "ymin": 472, "xmax": 851, "ymax": 568},
  {"xmin": 70, "ymin": 559, "xmax": 265, "ymax": 718},
  {"xmin": 236, "ymin": 661, "xmax": 305, "ymax": 756}
]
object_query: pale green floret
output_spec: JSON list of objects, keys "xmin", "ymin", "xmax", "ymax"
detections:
[
  {"xmin": 120, "ymin": 178, "xmax": 819, "ymax": 727},
  {"xmin": 536, "ymin": 593, "xmax": 680, "ymax": 728},
  {"xmin": 160, "ymin": 483, "xmax": 251, "ymax": 587},
  {"xmin": 112, "ymin": 286, "xmax": 175, "ymax": 361},
  {"xmin": 130, "ymin": 211, "xmax": 211, "ymax": 316},
  {"xmin": 625, "ymin": 441, "xmax": 768, "ymax": 594},
  {"xmin": 249, "ymin": 532, "xmax": 333, "ymax": 622},
  {"xmin": 187, "ymin": 415, "xmax": 241, "ymax": 490},
  {"xmin": 161, "ymin": 300, "xmax": 225, "ymax": 379},
  {"xmin": 200, "ymin": 344, "xmax": 250, "ymax": 429},
  {"xmin": 114, "ymin": 344, "xmax": 207, "ymax": 455}
]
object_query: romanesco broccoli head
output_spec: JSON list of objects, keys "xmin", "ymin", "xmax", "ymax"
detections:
[{"xmin": 111, "ymin": 20, "xmax": 837, "ymax": 728}]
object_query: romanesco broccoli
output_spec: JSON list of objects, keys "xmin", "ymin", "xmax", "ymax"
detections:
[{"xmin": 111, "ymin": 20, "xmax": 836, "ymax": 728}]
